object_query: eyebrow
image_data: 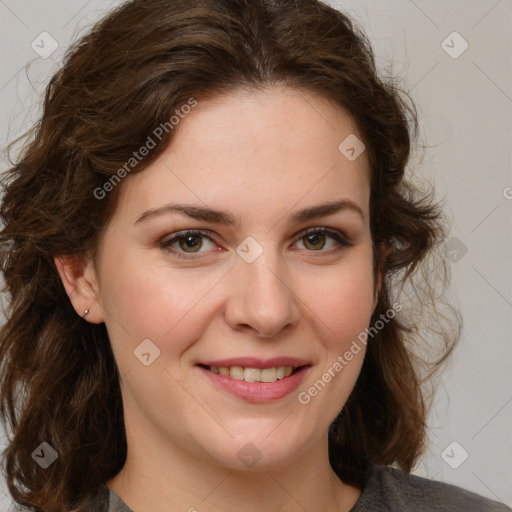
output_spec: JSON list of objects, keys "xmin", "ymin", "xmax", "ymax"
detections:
[{"xmin": 134, "ymin": 198, "xmax": 367, "ymax": 226}]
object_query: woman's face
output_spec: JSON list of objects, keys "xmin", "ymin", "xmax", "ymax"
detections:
[{"xmin": 86, "ymin": 86, "xmax": 378, "ymax": 471}]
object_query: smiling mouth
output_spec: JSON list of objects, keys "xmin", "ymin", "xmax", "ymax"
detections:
[{"xmin": 197, "ymin": 364, "xmax": 306, "ymax": 384}]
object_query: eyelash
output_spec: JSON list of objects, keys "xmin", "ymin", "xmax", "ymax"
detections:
[{"xmin": 158, "ymin": 227, "xmax": 353, "ymax": 260}]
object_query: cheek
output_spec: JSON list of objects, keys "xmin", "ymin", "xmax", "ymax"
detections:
[
  {"xmin": 327, "ymin": 284, "xmax": 375, "ymax": 344},
  {"xmin": 99, "ymin": 247, "xmax": 212, "ymax": 335},
  {"xmin": 98, "ymin": 247, "xmax": 230, "ymax": 380},
  {"xmin": 301, "ymin": 256, "xmax": 376, "ymax": 349}
]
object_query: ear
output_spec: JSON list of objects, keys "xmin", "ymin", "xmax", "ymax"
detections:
[{"xmin": 54, "ymin": 254, "xmax": 104, "ymax": 324}]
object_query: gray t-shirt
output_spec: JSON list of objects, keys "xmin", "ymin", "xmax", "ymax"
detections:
[{"xmin": 10, "ymin": 465, "xmax": 512, "ymax": 511}]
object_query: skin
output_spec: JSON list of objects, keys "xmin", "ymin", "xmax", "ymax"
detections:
[{"xmin": 56, "ymin": 85, "xmax": 383, "ymax": 512}]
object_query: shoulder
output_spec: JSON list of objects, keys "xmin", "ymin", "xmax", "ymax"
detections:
[{"xmin": 351, "ymin": 465, "xmax": 512, "ymax": 512}]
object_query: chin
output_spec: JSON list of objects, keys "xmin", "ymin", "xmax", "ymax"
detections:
[{"xmin": 202, "ymin": 431, "xmax": 309, "ymax": 472}]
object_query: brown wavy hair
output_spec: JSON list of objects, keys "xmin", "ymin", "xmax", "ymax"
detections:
[{"xmin": 0, "ymin": 0, "xmax": 461, "ymax": 510}]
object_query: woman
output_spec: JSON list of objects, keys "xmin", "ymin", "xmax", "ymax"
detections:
[{"xmin": 0, "ymin": 1, "xmax": 509, "ymax": 511}]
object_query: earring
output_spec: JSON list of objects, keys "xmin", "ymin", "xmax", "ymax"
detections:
[{"xmin": 82, "ymin": 309, "xmax": 89, "ymax": 318}]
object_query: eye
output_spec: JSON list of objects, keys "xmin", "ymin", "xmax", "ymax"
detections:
[
  {"xmin": 293, "ymin": 227, "xmax": 353, "ymax": 253},
  {"xmin": 159, "ymin": 230, "xmax": 217, "ymax": 259},
  {"xmin": 159, "ymin": 227, "xmax": 352, "ymax": 260}
]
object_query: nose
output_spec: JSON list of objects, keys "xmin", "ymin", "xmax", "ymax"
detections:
[{"xmin": 224, "ymin": 249, "xmax": 300, "ymax": 338}]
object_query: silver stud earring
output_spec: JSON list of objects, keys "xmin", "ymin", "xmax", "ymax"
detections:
[{"xmin": 82, "ymin": 309, "xmax": 89, "ymax": 318}]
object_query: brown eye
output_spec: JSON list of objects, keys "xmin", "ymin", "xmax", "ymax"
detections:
[
  {"xmin": 159, "ymin": 230, "xmax": 217, "ymax": 259},
  {"xmin": 294, "ymin": 228, "xmax": 352, "ymax": 253}
]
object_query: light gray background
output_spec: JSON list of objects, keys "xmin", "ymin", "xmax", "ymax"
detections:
[{"xmin": 0, "ymin": 0, "xmax": 511, "ymax": 510}]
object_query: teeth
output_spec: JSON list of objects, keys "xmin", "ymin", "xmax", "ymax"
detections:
[{"xmin": 209, "ymin": 365, "xmax": 296, "ymax": 383}]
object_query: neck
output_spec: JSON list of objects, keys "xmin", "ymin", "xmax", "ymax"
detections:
[{"xmin": 107, "ymin": 429, "xmax": 361, "ymax": 512}]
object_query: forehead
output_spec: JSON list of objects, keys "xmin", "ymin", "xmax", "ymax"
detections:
[
  {"xmin": 171, "ymin": 85, "xmax": 366, "ymax": 164},
  {"xmin": 116, "ymin": 85, "xmax": 371, "ymax": 225}
]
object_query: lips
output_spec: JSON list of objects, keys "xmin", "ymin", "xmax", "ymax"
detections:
[{"xmin": 195, "ymin": 356, "xmax": 312, "ymax": 402}]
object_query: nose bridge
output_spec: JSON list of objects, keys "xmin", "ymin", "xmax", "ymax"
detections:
[{"xmin": 225, "ymin": 237, "xmax": 299, "ymax": 337}]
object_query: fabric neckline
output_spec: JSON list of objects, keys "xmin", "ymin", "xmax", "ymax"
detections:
[{"xmin": 102, "ymin": 467, "xmax": 375, "ymax": 512}]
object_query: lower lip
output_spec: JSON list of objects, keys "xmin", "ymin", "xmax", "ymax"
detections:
[{"xmin": 197, "ymin": 365, "xmax": 310, "ymax": 403}]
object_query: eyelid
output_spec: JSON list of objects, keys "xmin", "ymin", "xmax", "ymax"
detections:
[{"xmin": 299, "ymin": 227, "xmax": 352, "ymax": 246}]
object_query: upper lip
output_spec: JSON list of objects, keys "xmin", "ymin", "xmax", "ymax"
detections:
[{"xmin": 197, "ymin": 357, "xmax": 311, "ymax": 369}]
